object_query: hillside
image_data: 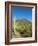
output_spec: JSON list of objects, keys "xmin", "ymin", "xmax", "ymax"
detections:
[{"xmin": 12, "ymin": 19, "xmax": 32, "ymax": 38}]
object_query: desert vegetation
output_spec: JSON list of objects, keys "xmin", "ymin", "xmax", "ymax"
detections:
[{"xmin": 11, "ymin": 18, "xmax": 32, "ymax": 38}]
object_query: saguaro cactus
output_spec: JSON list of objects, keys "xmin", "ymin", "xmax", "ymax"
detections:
[
  {"xmin": 13, "ymin": 16, "xmax": 16, "ymax": 34},
  {"xmin": 13, "ymin": 16, "xmax": 20, "ymax": 37}
]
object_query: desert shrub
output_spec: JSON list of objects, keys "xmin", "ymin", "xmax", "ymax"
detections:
[{"xmin": 12, "ymin": 20, "xmax": 32, "ymax": 37}]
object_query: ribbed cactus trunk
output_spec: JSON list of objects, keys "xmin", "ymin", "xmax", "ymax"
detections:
[
  {"xmin": 13, "ymin": 16, "xmax": 16, "ymax": 34},
  {"xmin": 13, "ymin": 16, "xmax": 21, "ymax": 37}
]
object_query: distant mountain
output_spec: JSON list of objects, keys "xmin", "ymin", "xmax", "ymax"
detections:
[{"xmin": 16, "ymin": 19, "xmax": 32, "ymax": 24}]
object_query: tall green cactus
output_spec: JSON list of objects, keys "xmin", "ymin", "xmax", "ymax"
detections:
[
  {"xmin": 13, "ymin": 16, "xmax": 21, "ymax": 37},
  {"xmin": 13, "ymin": 16, "xmax": 16, "ymax": 34}
]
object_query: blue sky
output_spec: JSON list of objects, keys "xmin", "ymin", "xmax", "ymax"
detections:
[{"xmin": 11, "ymin": 6, "xmax": 32, "ymax": 21}]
